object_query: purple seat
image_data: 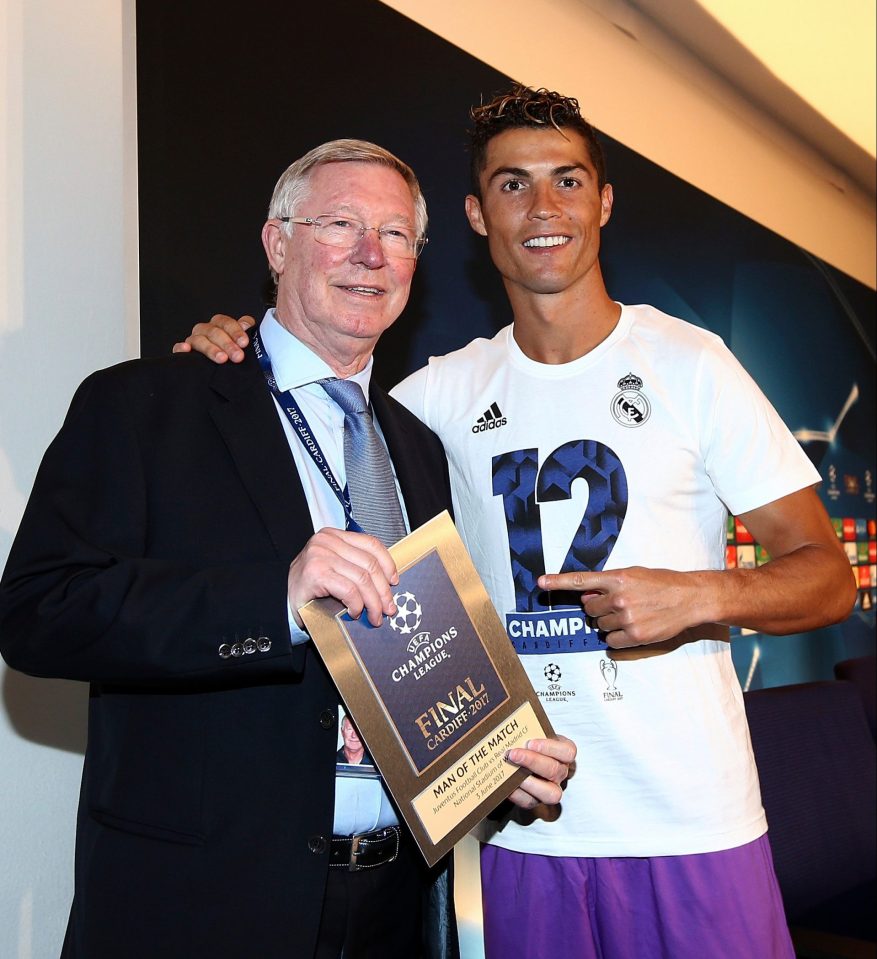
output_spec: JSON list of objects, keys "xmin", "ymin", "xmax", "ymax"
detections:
[
  {"xmin": 744, "ymin": 680, "xmax": 876, "ymax": 948},
  {"xmin": 834, "ymin": 655, "xmax": 876, "ymax": 740}
]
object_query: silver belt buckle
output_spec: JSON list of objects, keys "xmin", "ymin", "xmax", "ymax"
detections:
[
  {"xmin": 348, "ymin": 826, "xmax": 399, "ymax": 871},
  {"xmin": 348, "ymin": 833, "xmax": 364, "ymax": 872}
]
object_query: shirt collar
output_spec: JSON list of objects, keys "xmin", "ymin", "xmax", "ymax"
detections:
[{"xmin": 259, "ymin": 309, "xmax": 374, "ymax": 401}]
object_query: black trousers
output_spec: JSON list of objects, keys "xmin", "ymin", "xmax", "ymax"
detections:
[{"xmin": 314, "ymin": 837, "xmax": 427, "ymax": 958}]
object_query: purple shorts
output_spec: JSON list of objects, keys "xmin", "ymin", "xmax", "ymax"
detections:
[{"xmin": 481, "ymin": 834, "xmax": 794, "ymax": 959}]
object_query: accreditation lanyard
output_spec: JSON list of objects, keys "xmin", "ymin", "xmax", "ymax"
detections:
[{"xmin": 252, "ymin": 330, "xmax": 364, "ymax": 534}]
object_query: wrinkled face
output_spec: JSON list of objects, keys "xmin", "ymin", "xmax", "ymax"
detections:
[
  {"xmin": 264, "ymin": 161, "xmax": 418, "ymax": 360},
  {"xmin": 465, "ymin": 127, "xmax": 613, "ymax": 299},
  {"xmin": 341, "ymin": 717, "xmax": 362, "ymax": 750}
]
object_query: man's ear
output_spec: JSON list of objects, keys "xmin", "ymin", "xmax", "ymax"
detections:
[
  {"xmin": 599, "ymin": 184, "xmax": 614, "ymax": 227},
  {"xmin": 464, "ymin": 195, "xmax": 488, "ymax": 236},
  {"xmin": 262, "ymin": 220, "xmax": 287, "ymax": 274}
]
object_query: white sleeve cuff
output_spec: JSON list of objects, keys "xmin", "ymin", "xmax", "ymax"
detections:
[{"xmin": 287, "ymin": 597, "xmax": 311, "ymax": 647}]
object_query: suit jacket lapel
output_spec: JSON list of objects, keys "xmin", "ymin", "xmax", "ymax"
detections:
[{"xmin": 208, "ymin": 351, "xmax": 312, "ymax": 559}]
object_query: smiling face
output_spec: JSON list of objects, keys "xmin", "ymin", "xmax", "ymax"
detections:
[
  {"xmin": 262, "ymin": 161, "xmax": 418, "ymax": 374},
  {"xmin": 341, "ymin": 716, "xmax": 361, "ymax": 748},
  {"xmin": 465, "ymin": 127, "xmax": 613, "ymax": 304},
  {"xmin": 340, "ymin": 715, "xmax": 364, "ymax": 763}
]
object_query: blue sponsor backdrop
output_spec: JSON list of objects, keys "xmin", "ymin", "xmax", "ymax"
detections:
[
  {"xmin": 137, "ymin": 0, "xmax": 875, "ymax": 691},
  {"xmin": 596, "ymin": 147, "xmax": 876, "ymax": 689}
]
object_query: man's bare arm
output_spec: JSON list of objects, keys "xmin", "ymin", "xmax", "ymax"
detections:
[{"xmin": 538, "ymin": 487, "xmax": 856, "ymax": 648}]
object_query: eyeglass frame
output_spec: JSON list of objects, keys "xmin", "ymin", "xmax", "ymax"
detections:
[{"xmin": 279, "ymin": 214, "xmax": 428, "ymax": 260}]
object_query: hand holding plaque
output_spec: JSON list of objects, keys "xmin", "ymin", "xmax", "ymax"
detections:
[{"xmin": 300, "ymin": 511, "xmax": 561, "ymax": 865}]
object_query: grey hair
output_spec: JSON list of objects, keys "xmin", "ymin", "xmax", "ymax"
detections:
[{"xmin": 267, "ymin": 138, "xmax": 427, "ymax": 239}]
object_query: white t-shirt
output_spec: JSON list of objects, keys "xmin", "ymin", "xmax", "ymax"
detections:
[{"xmin": 391, "ymin": 304, "xmax": 819, "ymax": 857}]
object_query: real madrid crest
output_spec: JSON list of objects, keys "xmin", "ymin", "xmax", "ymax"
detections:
[{"xmin": 611, "ymin": 372, "xmax": 651, "ymax": 428}]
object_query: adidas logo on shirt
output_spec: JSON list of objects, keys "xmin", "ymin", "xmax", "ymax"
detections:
[{"xmin": 472, "ymin": 402, "xmax": 508, "ymax": 434}]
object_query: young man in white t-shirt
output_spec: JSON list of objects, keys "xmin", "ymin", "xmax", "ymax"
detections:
[{"xmin": 181, "ymin": 86, "xmax": 855, "ymax": 959}]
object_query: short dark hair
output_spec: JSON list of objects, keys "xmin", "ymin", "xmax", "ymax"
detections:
[{"xmin": 468, "ymin": 84, "xmax": 607, "ymax": 197}]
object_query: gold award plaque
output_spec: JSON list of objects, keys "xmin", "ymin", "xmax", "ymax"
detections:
[{"xmin": 300, "ymin": 512, "xmax": 554, "ymax": 866}]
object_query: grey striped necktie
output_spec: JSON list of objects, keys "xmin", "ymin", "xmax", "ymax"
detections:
[{"xmin": 320, "ymin": 378, "xmax": 407, "ymax": 548}]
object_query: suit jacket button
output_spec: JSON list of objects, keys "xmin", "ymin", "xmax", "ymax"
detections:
[
  {"xmin": 230, "ymin": 642, "xmax": 244, "ymax": 657},
  {"xmin": 257, "ymin": 635, "xmax": 271, "ymax": 652},
  {"xmin": 308, "ymin": 835, "xmax": 327, "ymax": 855},
  {"xmin": 218, "ymin": 644, "xmax": 232, "ymax": 659},
  {"xmin": 319, "ymin": 710, "xmax": 336, "ymax": 729},
  {"xmin": 243, "ymin": 637, "xmax": 257, "ymax": 654}
]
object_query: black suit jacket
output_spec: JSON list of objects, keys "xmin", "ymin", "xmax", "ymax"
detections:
[{"xmin": 0, "ymin": 348, "xmax": 455, "ymax": 959}]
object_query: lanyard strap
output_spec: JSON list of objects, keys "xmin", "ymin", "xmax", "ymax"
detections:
[{"xmin": 252, "ymin": 330, "xmax": 363, "ymax": 533}]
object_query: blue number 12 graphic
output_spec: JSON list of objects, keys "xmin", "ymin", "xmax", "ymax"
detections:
[{"xmin": 492, "ymin": 440, "xmax": 628, "ymax": 614}]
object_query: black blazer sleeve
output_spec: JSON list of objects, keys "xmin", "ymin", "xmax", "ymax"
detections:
[{"xmin": 0, "ymin": 357, "xmax": 300, "ymax": 684}]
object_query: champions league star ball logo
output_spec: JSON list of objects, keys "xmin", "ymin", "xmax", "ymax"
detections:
[
  {"xmin": 543, "ymin": 663, "xmax": 564, "ymax": 695},
  {"xmin": 611, "ymin": 372, "xmax": 651, "ymax": 428},
  {"xmin": 388, "ymin": 591, "xmax": 423, "ymax": 635},
  {"xmin": 544, "ymin": 663, "xmax": 562, "ymax": 683}
]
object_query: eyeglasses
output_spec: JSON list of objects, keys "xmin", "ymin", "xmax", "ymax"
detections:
[{"xmin": 280, "ymin": 215, "xmax": 428, "ymax": 260}]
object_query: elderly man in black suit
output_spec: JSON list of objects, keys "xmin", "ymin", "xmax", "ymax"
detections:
[{"xmin": 0, "ymin": 139, "xmax": 574, "ymax": 959}]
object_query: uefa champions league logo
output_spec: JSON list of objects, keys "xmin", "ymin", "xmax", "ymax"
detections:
[
  {"xmin": 384, "ymin": 585, "xmax": 459, "ymax": 680},
  {"xmin": 388, "ymin": 591, "xmax": 423, "ymax": 636},
  {"xmin": 539, "ymin": 662, "xmax": 578, "ymax": 703},
  {"xmin": 544, "ymin": 663, "xmax": 561, "ymax": 684}
]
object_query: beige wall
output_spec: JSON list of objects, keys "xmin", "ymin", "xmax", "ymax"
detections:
[
  {"xmin": 0, "ymin": 1, "xmax": 138, "ymax": 955},
  {"xmin": 382, "ymin": 0, "xmax": 876, "ymax": 290}
]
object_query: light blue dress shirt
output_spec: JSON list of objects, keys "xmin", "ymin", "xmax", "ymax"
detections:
[{"xmin": 260, "ymin": 310, "xmax": 400, "ymax": 834}]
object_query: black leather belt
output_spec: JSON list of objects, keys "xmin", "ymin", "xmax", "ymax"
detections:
[{"xmin": 329, "ymin": 825, "xmax": 401, "ymax": 872}]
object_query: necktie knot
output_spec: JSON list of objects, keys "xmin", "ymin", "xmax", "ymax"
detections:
[
  {"xmin": 320, "ymin": 377, "xmax": 368, "ymax": 416},
  {"xmin": 319, "ymin": 378, "xmax": 406, "ymax": 547}
]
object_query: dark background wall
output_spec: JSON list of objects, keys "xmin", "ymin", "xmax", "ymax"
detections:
[
  {"xmin": 136, "ymin": 0, "xmax": 512, "ymax": 382},
  {"xmin": 137, "ymin": 0, "xmax": 875, "ymax": 688}
]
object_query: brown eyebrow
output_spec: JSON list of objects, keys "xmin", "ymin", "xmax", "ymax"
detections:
[
  {"xmin": 487, "ymin": 163, "xmax": 591, "ymax": 184},
  {"xmin": 488, "ymin": 166, "xmax": 531, "ymax": 182}
]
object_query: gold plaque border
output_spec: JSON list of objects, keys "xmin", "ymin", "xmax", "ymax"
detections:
[{"xmin": 301, "ymin": 511, "xmax": 555, "ymax": 866}]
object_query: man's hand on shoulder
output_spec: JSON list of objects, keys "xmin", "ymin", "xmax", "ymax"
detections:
[{"xmin": 173, "ymin": 314, "xmax": 256, "ymax": 363}]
